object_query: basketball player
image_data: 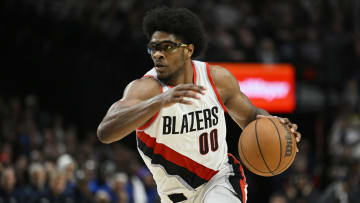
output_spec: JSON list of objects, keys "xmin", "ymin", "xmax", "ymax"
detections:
[{"xmin": 97, "ymin": 7, "xmax": 301, "ymax": 203}]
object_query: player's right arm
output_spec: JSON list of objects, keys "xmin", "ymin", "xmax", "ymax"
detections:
[{"xmin": 97, "ymin": 78, "xmax": 206, "ymax": 144}]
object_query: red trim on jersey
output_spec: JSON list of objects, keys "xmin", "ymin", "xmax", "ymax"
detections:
[
  {"xmin": 228, "ymin": 153, "xmax": 247, "ymax": 203},
  {"xmin": 206, "ymin": 63, "xmax": 228, "ymax": 112},
  {"xmin": 137, "ymin": 112, "xmax": 160, "ymax": 130},
  {"xmin": 239, "ymin": 163, "xmax": 247, "ymax": 203},
  {"xmin": 192, "ymin": 61, "xmax": 197, "ymax": 84},
  {"xmin": 137, "ymin": 131, "xmax": 218, "ymax": 181},
  {"xmin": 137, "ymin": 76, "xmax": 163, "ymax": 130}
]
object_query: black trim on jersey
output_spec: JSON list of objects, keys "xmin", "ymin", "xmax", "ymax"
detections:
[
  {"xmin": 136, "ymin": 137, "xmax": 207, "ymax": 189},
  {"xmin": 228, "ymin": 154, "xmax": 245, "ymax": 202},
  {"xmin": 168, "ymin": 193, "xmax": 187, "ymax": 202}
]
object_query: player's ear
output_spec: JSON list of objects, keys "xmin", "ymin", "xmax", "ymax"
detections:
[{"xmin": 185, "ymin": 44, "xmax": 194, "ymax": 58}]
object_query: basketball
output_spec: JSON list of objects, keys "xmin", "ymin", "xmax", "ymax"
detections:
[{"xmin": 238, "ymin": 117, "xmax": 297, "ymax": 177}]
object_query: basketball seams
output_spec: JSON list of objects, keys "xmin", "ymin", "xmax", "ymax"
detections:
[
  {"xmin": 239, "ymin": 126, "xmax": 270, "ymax": 175},
  {"xmin": 267, "ymin": 118, "xmax": 283, "ymax": 173},
  {"xmin": 255, "ymin": 119, "xmax": 275, "ymax": 176},
  {"xmin": 239, "ymin": 133, "xmax": 257, "ymax": 173},
  {"xmin": 238, "ymin": 136, "xmax": 251, "ymax": 172}
]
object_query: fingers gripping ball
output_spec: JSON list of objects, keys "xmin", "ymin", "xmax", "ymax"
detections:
[{"xmin": 238, "ymin": 117, "xmax": 297, "ymax": 177}]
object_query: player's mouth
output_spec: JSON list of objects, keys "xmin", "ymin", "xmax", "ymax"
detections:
[{"xmin": 155, "ymin": 64, "xmax": 167, "ymax": 71}]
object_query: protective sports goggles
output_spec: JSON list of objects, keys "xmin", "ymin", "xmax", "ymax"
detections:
[{"xmin": 147, "ymin": 40, "xmax": 188, "ymax": 54}]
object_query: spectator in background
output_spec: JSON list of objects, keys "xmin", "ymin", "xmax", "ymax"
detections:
[
  {"xmin": 72, "ymin": 166, "xmax": 95, "ymax": 203},
  {"xmin": 0, "ymin": 166, "xmax": 22, "ymax": 202},
  {"xmin": 284, "ymin": 173, "xmax": 320, "ymax": 203},
  {"xmin": 318, "ymin": 161, "xmax": 360, "ymax": 203},
  {"xmin": 0, "ymin": 143, "xmax": 12, "ymax": 170},
  {"xmin": 137, "ymin": 167, "xmax": 159, "ymax": 203},
  {"xmin": 57, "ymin": 153, "xmax": 77, "ymax": 195},
  {"xmin": 126, "ymin": 161, "xmax": 148, "ymax": 203},
  {"xmin": 42, "ymin": 127, "xmax": 61, "ymax": 161},
  {"xmin": 321, "ymin": 73, "xmax": 360, "ymax": 203},
  {"xmin": 25, "ymin": 162, "xmax": 47, "ymax": 202},
  {"xmin": 110, "ymin": 144, "xmax": 148, "ymax": 203},
  {"xmin": 342, "ymin": 78, "xmax": 359, "ymax": 112},
  {"xmin": 53, "ymin": 115, "xmax": 66, "ymax": 149},
  {"xmin": 95, "ymin": 189, "xmax": 112, "ymax": 203},
  {"xmin": 43, "ymin": 160, "xmax": 57, "ymax": 181},
  {"xmin": 256, "ymin": 38, "xmax": 280, "ymax": 64},
  {"xmin": 234, "ymin": 26, "xmax": 257, "ymax": 62},
  {"xmin": 40, "ymin": 170, "xmax": 75, "ymax": 203},
  {"xmin": 14, "ymin": 155, "xmax": 29, "ymax": 189},
  {"xmin": 88, "ymin": 162, "xmax": 113, "ymax": 202},
  {"xmin": 329, "ymin": 108, "xmax": 360, "ymax": 162},
  {"xmin": 269, "ymin": 192, "xmax": 288, "ymax": 203},
  {"xmin": 110, "ymin": 172, "xmax": 129, "ymax": 203},
  {"xmin": 64, "ymin": 125, "xmax": 79, "ymax": 156}
]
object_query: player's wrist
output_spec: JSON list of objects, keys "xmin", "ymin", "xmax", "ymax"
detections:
[{"xmin": 152, "ymin": 94, "xmax": 168, "ymax": 109}]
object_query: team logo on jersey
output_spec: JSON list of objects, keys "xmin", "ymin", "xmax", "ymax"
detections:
[{"xmin": 162, "ymin": 106, "xmax": 219, "ymax": 135}]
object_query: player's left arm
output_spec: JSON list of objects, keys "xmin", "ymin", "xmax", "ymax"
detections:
[{"xmin": 210, "ymin": 65, "xmax": 301, "ymax": 143}]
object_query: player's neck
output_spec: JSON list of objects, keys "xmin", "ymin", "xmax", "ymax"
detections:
[
  {"xmin": 167, "ymin": 60, "xmax": 194, "ymax": 86},
  {"xmin": 182, "ymin": 60, "xmax": 194, "ymax": 84}
]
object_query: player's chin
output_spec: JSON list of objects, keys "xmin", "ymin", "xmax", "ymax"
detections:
[{"xmin": 157, "ymin": 73, "xmax": 170, "ymax": 81}]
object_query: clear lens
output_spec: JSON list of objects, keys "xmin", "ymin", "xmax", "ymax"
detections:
[{"xmin": 147, "ymin": 41, "xmax": 182, "ymax": 54}]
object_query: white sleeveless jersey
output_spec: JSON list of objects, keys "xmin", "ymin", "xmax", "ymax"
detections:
[{"xmin": 136, "ymin": 60, "xmax": 233, "ymax": 202}]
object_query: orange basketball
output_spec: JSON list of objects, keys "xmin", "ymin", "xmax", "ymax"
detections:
[{"xmin": 238, "ymin": 117, "xmax": 297, "ymax": 177}]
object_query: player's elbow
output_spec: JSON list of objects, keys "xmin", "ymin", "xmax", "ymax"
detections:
[
  {"xmin": 97, "ymin": 126, "xmax": 113, "ymax": 144},
  {"xmin": 97, "ymin": 125, "xmax": 127, "ymax": 144}
]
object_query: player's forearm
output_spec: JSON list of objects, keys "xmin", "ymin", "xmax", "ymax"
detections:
[
  {"xmin": 246, "ymin": 107, "xmax": 271, "ymax": 126},
  {"xmin": 255, "ymin": 107, "xmax": 270, "ymax": 117},
  {"xmin": 97, "ymin": 95, "xmax": 163, "ymax": 143}
]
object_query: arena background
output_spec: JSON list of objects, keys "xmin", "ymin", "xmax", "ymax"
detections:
[{"xmin": 1, "ymin": 0, "xmax": 359, "ymax": 203}]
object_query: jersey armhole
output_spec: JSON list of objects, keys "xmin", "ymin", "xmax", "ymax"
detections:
[
  {"xmin": 206, "ymin": 63, "xmax": 228, "ymax": 113},
  {"xmin": 137, "ymin": 76, "xmax": 163, "ymax": 131}
]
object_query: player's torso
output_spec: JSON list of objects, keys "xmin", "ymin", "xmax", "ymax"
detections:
[{"xmin": 136, "ymin": 60, "xmax": 229, "ymax": 201}]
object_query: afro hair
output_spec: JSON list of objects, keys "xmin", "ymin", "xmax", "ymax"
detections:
[{"xmin": 142, "ymin": 7, "xmax": 207, "ymax": 58}]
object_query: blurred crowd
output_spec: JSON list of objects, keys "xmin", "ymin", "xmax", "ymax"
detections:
[
  {"xmin": 0, "ymin": 95, "xmax": 159, "ymax": 203},
  {"xmin": 1, "ymin": 0, "xmax": 360, "ymax": 203},
  {"xmin": 3, "ymin": 0, "xmax": 359, "ymax": 83}
]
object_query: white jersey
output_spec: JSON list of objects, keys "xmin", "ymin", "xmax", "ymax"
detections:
[{"xmin": 136, "ymin": 60, "xmax": 246, "ymax": 203}]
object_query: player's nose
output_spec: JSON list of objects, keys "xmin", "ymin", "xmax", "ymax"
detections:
[{"xmin": 152, "ymin": 50, "xmax": 165, "ymax": 60}]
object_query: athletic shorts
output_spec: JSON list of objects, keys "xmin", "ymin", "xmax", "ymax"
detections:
[{"xmin": 163, "ymin": 154, "xmax": 247, "ymax": 203}]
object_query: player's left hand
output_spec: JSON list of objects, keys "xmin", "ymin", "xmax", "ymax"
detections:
[{"xmin": 257, "ymin": 115, "xmax": 301, "ymax": 152}]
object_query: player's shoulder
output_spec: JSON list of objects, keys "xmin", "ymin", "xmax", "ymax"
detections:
[
  {"xmin": 207, "ymin": 64, "xmax": 239, "ymax": 103},
  {"xmin": 129, "ymin": 77, "xmax": 162, "ymax": 92},
  {"xmin": 208, "ymin": 65, "xmax": 237, "ymax": 87},
  {"xmin": 125, "ymin": 77, "xmax": 162, "ymax": 99}
]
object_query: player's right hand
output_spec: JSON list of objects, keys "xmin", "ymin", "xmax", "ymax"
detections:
[{"xmin": 160, "ymin": 84, "xmax": 206, "ymax": 107}]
